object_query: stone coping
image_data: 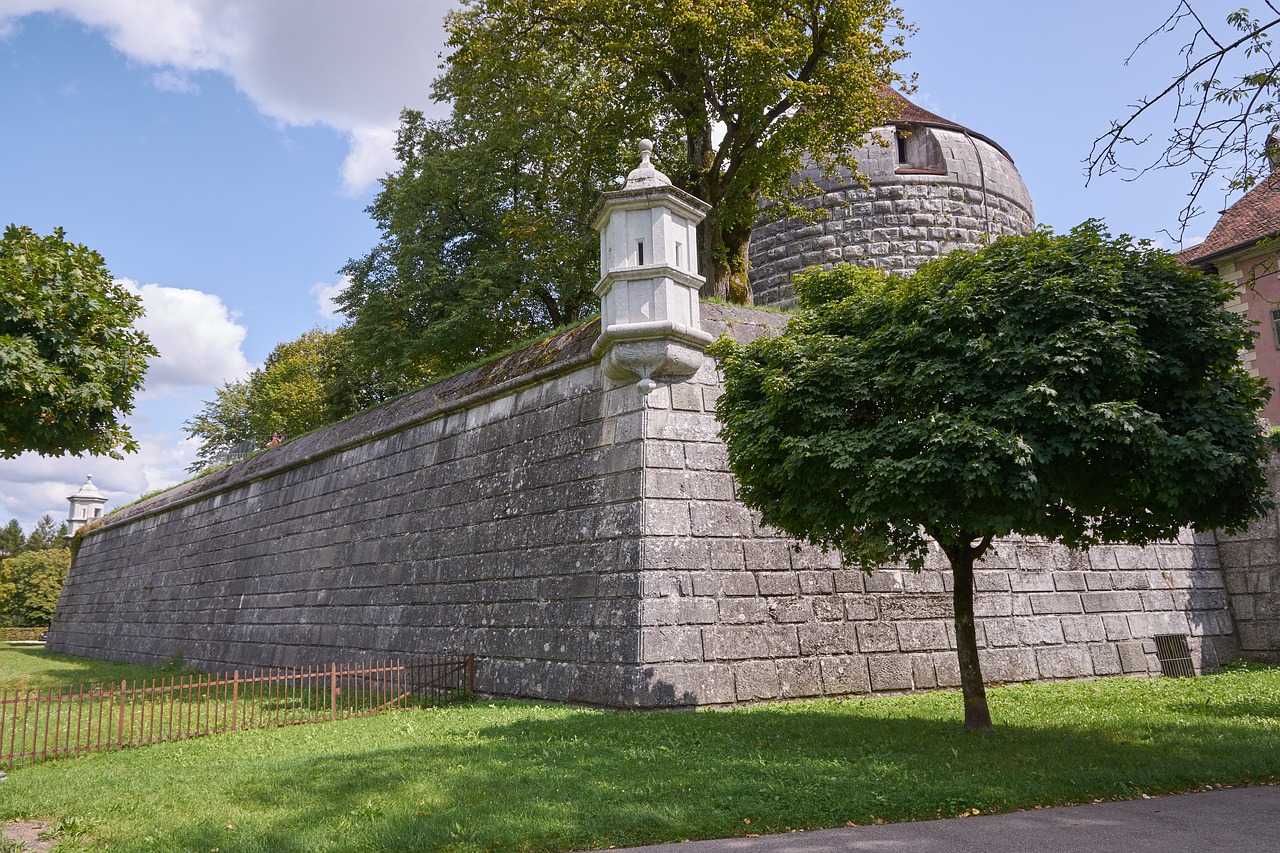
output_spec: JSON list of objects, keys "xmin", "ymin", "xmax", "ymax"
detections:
[{"xmin": 88, "ymin": 302, "xmax": 790, "ymax": 536}]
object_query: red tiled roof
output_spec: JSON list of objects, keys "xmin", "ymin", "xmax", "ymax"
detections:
[
  {"xmin": 879, "ymin": 86, "xmax": 967, "ymax": 132},
  {"xmin": 877, "ymin": 86, "xmax": 1014, "ymax": 162},
  {"xmin": 1179, "ymin": 173, "xmax": 1280, "ymax": 266}
]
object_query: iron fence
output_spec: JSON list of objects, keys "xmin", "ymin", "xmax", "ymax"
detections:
[{"xmin": 1, "ymin": 655, "xmax": 473, "ymax": 770}]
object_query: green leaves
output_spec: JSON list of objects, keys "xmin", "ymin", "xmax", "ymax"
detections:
[
  {"xmin": 340, "ymin": 104, "xmax": 606, "ymax": 393},
  {"xmin": 714, "ymin": 221, "xmax": 1271, "ymax": 568},
  {"xmin": 183, "ymin": 327, "xmax": 362, "ymax": 472},
  {"xmin": 0, "ymin": 225, "xmax": 156, "ymax": 459},
  {"xmin": 427, "ymin": 0, "xmax": 910, "ymax": 302},
  {"xmin": 0, "ymin": 546, "xmax": 71, "ymax": 627}
]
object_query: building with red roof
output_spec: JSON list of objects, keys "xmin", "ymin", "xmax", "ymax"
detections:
[{"xmin": 1180, "ymin": 170, "xmax": 1280, "ymax": 422}]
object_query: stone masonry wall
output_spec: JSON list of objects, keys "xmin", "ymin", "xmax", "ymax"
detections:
[
  {"xmin": 51, "ymin": 304, "xmax": 1256, "ymax": 709},
  {"xmin": 750, "ymin": 127, "xmax": 1035, "ymax": 308},
  {"xmin": 630, "ymin": 336, "xmax": 1240, "ymax": 707},
  {"xmin": 1215, "ymin": 453, "xmax": 1280, "ymax": 663},
  {"xmin": 50, "ymin": 320, "xmax": 653, "ymax": 706}
]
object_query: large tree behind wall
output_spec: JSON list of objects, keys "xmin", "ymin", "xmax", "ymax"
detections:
[
  {"xmin": 0, "ymin": 547, "xmax": 72, "ymax": 627},
  {"xmin": 437, "ymin": 0, "xmax": 912, "ymax": 304},
  {"xmin": 710, "ymin": 222, "xmax": 1272, "ymax": 730},
  {"xmin": 184, "ymin": 327, "xmax": 363, "ymax": 472},
  {"xmin": 341, "ymin": 0, "xmax": 913, "ymax": 390},
  {"xmin": 338, "ymin": 96, "xmax": 616, "ymax": 394}
]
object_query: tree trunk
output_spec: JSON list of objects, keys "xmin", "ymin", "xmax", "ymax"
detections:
[
  {"xmin": 697, "ymin": 208, "xmax": 753, "ymax": 305},
  {"xmin": 941, "ymin": 536, "xmax": 994, "ymax": 731}
]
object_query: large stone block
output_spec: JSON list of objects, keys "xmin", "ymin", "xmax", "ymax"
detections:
[
  {"xmin": 636, "ymin": 663, "xmax": 736, "ymax": 707},
  {"xmin": 743, "ymin": 540, "xmax": 795, "ymax": 571},
  {"xmin": 645, "ymin": 500, "xmax": 692, "ymax": 536},
  {"xmin": 1009, "ymin": 572, "xmax": 1055, "ymax": 592},
  {"xmin": 1081, "ymin": 591, "xmax": 1143, "ymax": 613},
  {"xmin": 1059, "ymin": 615, "xmax": 1106, "ymax": 643},
  {"xmin": 1013, "ymin": 617, "xmax": 1066, "ymax": 646},
  {"xmin": 756, "ymin": 572, "xmax": 800, "ymax": 596},
  {"xmin": 868, "ymin": 655, "xmax": 914, "ymax": 691},
  {"xmin": 1089, "ymin": 643, "xmax": 1123, "ymax": 676},
  {"xmin": 719, "ymin": 597, "xmax": 770, "ymax": 624},
  {"xmin": 879, "ymin": 594, "xmax": 952, "ymax": 620},
  {"xmin": 1116, "ymin": 640, "xmax": 1151, "ymax": 674},
  {"xmin": 770, "ymin": 596, "xmax": 816, "ymax": 623},
  {"xmin": 977, "ymin": 648, "xmax": 1038, "ymax": 683},
  {"xmin": 911, "ymin": 657, "xmax": 939, "ymax": 690},
  {"xmin": 798, "ymin": 623, "xmax": 858, "ymax": 655},
  {"xmin": 819, "ymin": 656, "xmax": 872, "ymax": 696},
  {"xmin": 735, "ymin": 660, "xmax": 782, "ymax": 701},
  {"xmin": 777, "ymin": 658, "xmax": 824, "ymax": 698},
  {"xmin": 856, "ymin": 622, "xmax": 901, "ymax": 653},
  {"xmin": 640, "ymin": 627, "xmax": 703, "ymax": 662},
  {"xmin": 1030, "ymin": 593, "xmax": 1083, "ymax": 615},
  {"xmin": 897, "ymin": 621, "xmax": 950, "ymax": 651},
  {"xmin": 1035, "ymin": 646, "xmax": 1095, "ymax": 679},
  {"xmin": 703, "ymin": 625, "xmax": 800, "ymax": 660}
]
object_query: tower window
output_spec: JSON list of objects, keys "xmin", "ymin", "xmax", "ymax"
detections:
[
  {"xmin": 893, "ymin": 124, "xmax": 946, "ymax": 174},
  {"xmin": 637, "ymin": 240, "xmax": 645, "ymax": 266},
  {"xmin": 675, "ymin": 241, "xmax": 683, "ymax": 269}
]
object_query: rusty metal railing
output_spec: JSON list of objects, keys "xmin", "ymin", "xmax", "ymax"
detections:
[{"xmin": 0, "ymin": 655, "xmax": 473, "ymax": 770}]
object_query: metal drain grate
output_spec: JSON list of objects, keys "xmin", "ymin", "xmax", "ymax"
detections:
[{"xmin": 1153, "ymin": 634, "xmax": 1196, "ymax": 677}]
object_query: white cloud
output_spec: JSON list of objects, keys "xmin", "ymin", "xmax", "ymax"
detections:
[
  {"xmin": 341, "ymin": 127, "xmax": 399, "ymax": 196},
  {"xmin": 0, "ymin": 0, "xmax": 455, "ymax": 192},
  {"xmin": 0, "ymin": 429, "xmax": 197, "ymax": 536},
  {"xmin": 310, "ymin": 274, "xmax": 351, "ymax": 320},
  {"xmin": 0, "ymin": 277, "xmax": 251, "ymax": 534},
  {"xmin": 117, "ymin": 278, "xmax": 253, "ymax": 391},
  {"xmin": 151, "ymin": 69, "xmax": 198, "ymax": 94}
]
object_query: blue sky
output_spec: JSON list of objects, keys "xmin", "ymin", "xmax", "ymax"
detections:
[{"xmin": 0, "ymin": 1, "xmax": 1245, "ymax": 532}]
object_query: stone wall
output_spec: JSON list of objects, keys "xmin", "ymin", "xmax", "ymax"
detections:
[
  {"xmin": 1216, "ymin": 454, "xmax": 1280, "ymax": 663},
  {"xmin": 50, "ymin": 303, "xmax": 1259, "ymax": 709},
  {"xmin": 630, "ymin": 354, "xmax": 1238, "ymax": 706},
  {"xmin": 51, "ymin": 320, "xmax": 650, "ymax": 705},
  {"xmin": 749, "ymin": 127, "xmax": 1036, "ymax": 308}
]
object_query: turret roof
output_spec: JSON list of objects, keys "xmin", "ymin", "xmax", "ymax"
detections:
[
  {"xmin": 68, "ymin": 475, "xmax": 106, "ymax": 503},
  {"xmin": 878, "ymin": 86, "xmax": 1015, "ymax": 163}
]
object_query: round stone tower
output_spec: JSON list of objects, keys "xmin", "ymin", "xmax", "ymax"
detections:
[{"xmin": 749, "ymin": 88, "xmax": 1035, "ymax": 307}]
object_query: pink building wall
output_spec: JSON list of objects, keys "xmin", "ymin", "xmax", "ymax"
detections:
[{"xmin": 1217, "ymin": 250, "xmax": 1280, "ymax": 424}]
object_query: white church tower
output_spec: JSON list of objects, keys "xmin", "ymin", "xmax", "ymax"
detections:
[
  {"xmin": 590, "ymin": 139, "xmax": 714, "ymax": 393},
  {"xmin": 66, "ymin": 475, "xmax": 107, "ymax": 535}
]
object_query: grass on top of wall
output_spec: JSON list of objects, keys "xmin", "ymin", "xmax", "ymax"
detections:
[{"xmin": 0, "ymin": 648, "xmax": 1277, "ymax": 853}]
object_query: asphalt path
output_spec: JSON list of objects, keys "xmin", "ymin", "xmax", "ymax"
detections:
[{"xmin": 603, "ymin": 786, "xmax": 1279, "ymax": 852}]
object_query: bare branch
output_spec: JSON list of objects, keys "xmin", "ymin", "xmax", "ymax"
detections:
[{"xmin": 1087, "ymin": 2, "xmax": 1280, "ymax": 238}]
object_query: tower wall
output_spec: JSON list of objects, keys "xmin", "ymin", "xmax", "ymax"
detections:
[{"xmin": 750, "ymin": 127, "xmax": 1036, "ymax": 307}]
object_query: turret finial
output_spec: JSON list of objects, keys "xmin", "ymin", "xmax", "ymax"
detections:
[{"xmin": 624, "ymin": 138, "xmax": 670, "ymax": 189}]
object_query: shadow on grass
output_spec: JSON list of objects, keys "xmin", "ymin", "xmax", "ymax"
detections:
[
  {"xmin": 123, "ymin": 688, "xmax": 1280, "ymax": 853},
  {"xmin": 0, "ymin": 646, "xmax": 196, "ymax": 691}
]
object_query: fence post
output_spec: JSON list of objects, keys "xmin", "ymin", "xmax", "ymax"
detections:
[
  {"xmin": 467, "ymin": 655, "xmax": 475, "ymax": 694},
  {"xmin": 231, "ymin": 671, "xmax": 239, "ymax": 730},
  {"xmin": 330, "ymin": 663, "xmax": 338, "ymax": 721},
  {"xmin": 117, "ymin": 681, "xmax": 127, "ymax": 748}
]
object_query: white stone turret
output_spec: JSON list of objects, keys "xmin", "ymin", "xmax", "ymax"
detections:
[
  {"xmin": 66, "ymin": 475, "xmax": 107, "ymax": 535},
  {"xmin": 590, "ymin": 139, "xmax": 713, "ymax": 393}
]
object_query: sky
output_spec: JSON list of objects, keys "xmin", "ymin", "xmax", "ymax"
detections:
[{"xmin": 0, "ymin": 0, "xmax": 1251, "ymax": 533}]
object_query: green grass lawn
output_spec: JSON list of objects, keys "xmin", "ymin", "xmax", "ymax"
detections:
[
  {"xmin": 0, "ymin": 643, "xmax": 197, "ymax": 692},
  {"xmin": 1, "ymin": 645, "xmax": 1278, "ymax": 852}
]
